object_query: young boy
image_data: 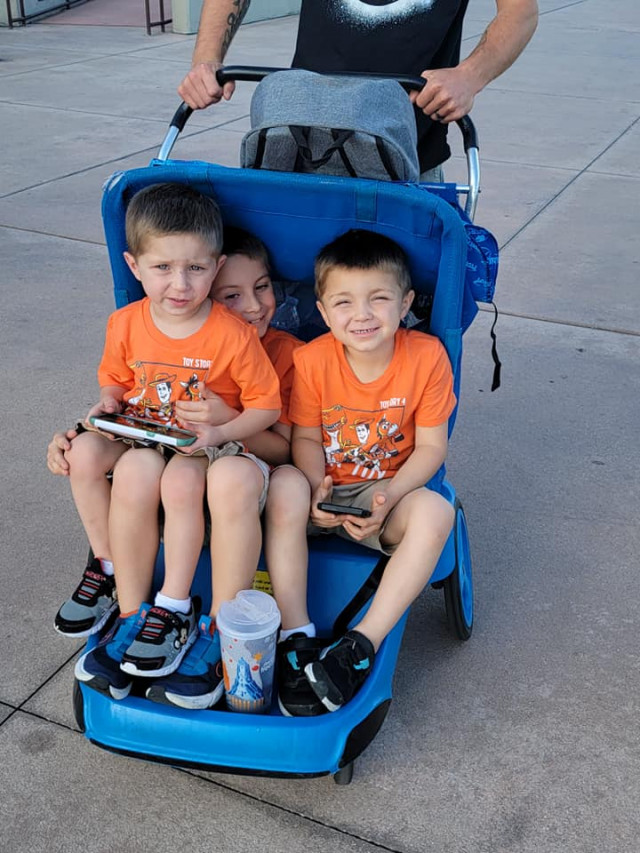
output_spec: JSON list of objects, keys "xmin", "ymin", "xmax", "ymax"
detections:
[
  {"xmin": 141, "ymin": 227, "xmax": 319, "ymax": 710},
  {"xmin": 56, "ymin": 185, "xmax": 281, "ymax": 698},
  {"xmin": 269, "ymin": 228, "xmax": 457, "ymax": 715},
  {"xmin": 51, "ymin": 224, "xmax": 316, "ymax": 707}
]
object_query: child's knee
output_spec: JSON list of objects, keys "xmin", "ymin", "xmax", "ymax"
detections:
[
  {"xmin": 207, "ymin": 457, "xmax": 262, "ymax": 513},
  {"xmin": 406, "ymin": 489, "xmax": 454, "ymax": 541},
  {"xmin": 161, "ymin": 459, "xmax": 206, "ymax": 508},
  {"xmin": 66, "ymin": 432, "xmax": 114, "ymax": 478},
  {"xmin": 112, "ymin": 449, "xmax": 163, "ymax": 503},
  {"xmin": 266, "ymin": 468, "xmax": 310, "ymax": 525}
]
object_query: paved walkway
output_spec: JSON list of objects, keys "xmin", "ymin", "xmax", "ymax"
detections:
[
  {"xmin": 1, "ymin": 2, "xmax": 639, "ymax": 852},
  {"xmin": 40, "ymin": 0, "xmax": 150, "ymax": 27}
]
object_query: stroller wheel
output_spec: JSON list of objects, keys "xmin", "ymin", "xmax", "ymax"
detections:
[
  {"xmin": 443, "ymin": 500, "xmax": 473, "ymax": 640},
  {"xmin": 333, "ymin": 761, "xmax": 354, "ymax": 785},
  {"xmin": 73, "ymin": 679, "xmax": 86, "ymax": 732}
]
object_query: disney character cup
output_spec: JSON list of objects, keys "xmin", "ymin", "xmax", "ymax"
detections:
[{"xmin": 216, "ymin": 590, "xmax": 281, "ymax": 714}]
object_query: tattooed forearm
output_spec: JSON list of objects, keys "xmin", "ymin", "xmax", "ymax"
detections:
[{"xmin": 222, "ymin": 0, "xmax": 251, "ymax": 57}]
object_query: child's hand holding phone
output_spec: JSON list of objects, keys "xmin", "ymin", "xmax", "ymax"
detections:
[
  {"xmin": 310, "ymin": 476, "xmax": 344, "ymax": 529},
  {"xmin": 339, "ymin": 491, "xmax": 389, "ymax": 542}
]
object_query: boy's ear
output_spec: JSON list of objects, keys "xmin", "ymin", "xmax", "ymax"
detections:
[
  {"xmin": 316, "ymin": 299, "xmax": 330, "ymax": 329},
  {"xmin": 212, "ymin": 254, "xmax": 227, "ymax": 280},
  {"xmin": 400, "ymin": 289, "xmax": 415, "ymax": 319},
  {"xmin": 123, "ymin": 251, "xmax": 142, "ymax": 282}
]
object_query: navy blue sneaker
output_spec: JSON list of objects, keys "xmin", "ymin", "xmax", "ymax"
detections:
[
  {"xmin": 146, "ymin": 615, "xmax": 224, "ymax": 710},
  {"xmin": 120, "ymin": 603, "xmax": 197, "ymax": 677},
  {"xmin": 277, "ymin": 634, "xmax": 327, "ymax": 717},
  {"xmin": 74, "ymin": 605, "xmax": 149, "ymax": 700},
  {"xmin": 304, "ymin": 630, "xmax": 375, "ymax": 712}
]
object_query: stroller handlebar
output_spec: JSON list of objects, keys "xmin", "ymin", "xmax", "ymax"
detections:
[{"xmin": 160, "ymin": 66, "xmax": 480, "ymax": 218}]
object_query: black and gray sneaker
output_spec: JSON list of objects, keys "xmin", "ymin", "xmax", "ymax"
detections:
[
  {"xmin": 54, "ymin": 558, "xmax": 117, "ymax": 638},
  {"xmin": 277, "ymin": 634, "xmax": 327, "ymax": 717},
  {"xmin": 146, "ymin": 615, "xmax": 224, "ymax": 710},
  {"xmin": 304, "ymin": 630, "xmax": 375, "ymax": 712},
  {"xmin": 120, "ymin": 604, "xmax": 197, "ymax": 678}
]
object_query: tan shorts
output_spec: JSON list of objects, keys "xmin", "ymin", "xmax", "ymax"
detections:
[
  {"xmin": 235, "ymin": 452, "xmax": 270, "ymax": 514},
  {"xmin": 308, "ymin": 479, "xmax": 397, "ymax": 555}
]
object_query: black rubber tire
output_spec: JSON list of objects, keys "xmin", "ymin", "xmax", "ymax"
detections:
[
  {"xmin": 443, "ymin": 500, "xmax": 473, "ymax": 641},
  {"xmin": 73, "ymin": 679, "xmax": 86, "ymax": 732},
  {"xmin": 333, "ymin": 762, "xmax": 354, "ymax": 785}
]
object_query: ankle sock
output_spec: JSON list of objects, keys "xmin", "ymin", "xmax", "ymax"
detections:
[
  {"xmin": 154, "ymin": 592, "xmax": 191, "ymax": 615},
  {"xmin": 279, "ymin": 622, "xmax": 316, "ymax": 643},
  {"xmin": 97, "ymin": 558, "xmax": 114, "ymax": 577}
]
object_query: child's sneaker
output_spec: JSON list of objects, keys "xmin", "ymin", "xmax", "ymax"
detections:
[
  {"xmin": 120, "ymin": 604, "xmax": 198, "ymax": 678},
  {"xmin": 74, "ymin": 606, "xmax": 149, "ymax": 700},
  {"xmin": 54, "ymin": 557, "xmax": 117, "ymax": 638},
  {"xmin": 145, "ymin": 615, "xmax": 224, "ymax": 710},
  {"xmin": 277, "ymin": 634, "xmax": 327, "ymax": 717},
  {"xmin": 304, "ymin": 630, "xmax": 375, "ymax": 712}
]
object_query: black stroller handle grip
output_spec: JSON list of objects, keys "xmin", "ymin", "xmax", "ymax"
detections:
[{"xmin": 168, "ymin": 101, "xmax": 193, "ymax": 132}]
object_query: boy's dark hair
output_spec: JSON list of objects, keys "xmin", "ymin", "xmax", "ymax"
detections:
[
  {"xmin": 315, "ymin": 229, "xmax": 412, "ymax": 298},
  {"xmin": 125, "ymin": 183, "xmax": 223, "ymax": 256},
  {"xmin": 222, "ymin": 226, "xmax": 271, "ymax": 272}
]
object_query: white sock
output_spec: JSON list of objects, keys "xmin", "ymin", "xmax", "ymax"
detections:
[
  {"xmin": 154, "ymin": 592, "xmax": 191, "ymax": 615},
  {"xmin": 279, "ymin": 622, "xmax": 316, "ymax": 643},
  {"xmin": 97, "ymin": 558, "xmax": 114, "ymax": 577}
]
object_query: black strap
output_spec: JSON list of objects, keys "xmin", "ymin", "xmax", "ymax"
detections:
[
  {"xmin": 289, "ymin": 126, "xmax": 355, "ymax": 172},
  {"xmin": 374, "ymin": 136, "xmax": 401, "ymax": 181},
  {"xmin": 332, "ymin": 555, "xmax": 388, "ymax": 639},
  {"xmin": 253, "ymin": 128, "xmax": 267, "ymax": 170},
  {"xmin": 489, "ymin": 301, "xmax": 502, "ymax": 391},
  {"xmin": 331, "ymin": 129, "xmax": 358, "ymax": 177}
]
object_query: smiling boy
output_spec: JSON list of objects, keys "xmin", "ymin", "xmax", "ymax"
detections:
[
  {"xmin": 270, "ymin": 228, "xmax": 457, "ymax": 715},
  {"xmin": 58, "ymin": 185, "xmax": 280, "ymax": 699}
]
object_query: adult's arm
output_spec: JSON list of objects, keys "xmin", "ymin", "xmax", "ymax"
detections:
[
  {"xmin": 178, "ymin": 0, "xmax": 252, "ymax": 109},
  {"xmin": 413, "ymin": 0, "xmax": 538, "ymax": 122}
]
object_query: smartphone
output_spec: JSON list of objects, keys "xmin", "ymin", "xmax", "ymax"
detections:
[
  {"xmin": 316, "ymin": 502, "xmax": 372, "ymax": 518},
  {"xmin": 89, "ymin": 413, "xmax": 197, "ymax": 447}
]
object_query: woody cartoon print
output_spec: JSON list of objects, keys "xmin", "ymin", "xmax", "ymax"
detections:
[
  {"xmin": 322, "ymin": 403, "xmax": 405, "ymax": 481},
  {"xmin": 126, "ymin": 361, "xmax": 207, "ymax": 425}
]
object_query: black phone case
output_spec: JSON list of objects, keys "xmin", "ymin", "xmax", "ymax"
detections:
[{"xmin": 316, "ymin": 502, "xmax": 372, "ymax": 518}]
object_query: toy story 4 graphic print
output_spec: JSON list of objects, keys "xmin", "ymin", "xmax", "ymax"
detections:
[
  {"xmin": 322, "ymin": 401, "xmax": 405, "ymax": 480},
  {"xmin": 125, "ymin": 358, "xmax": 210, "ymax": 426},
  {"xmin": 328, "ymin": 0, "xmax": 435, "ymax": 28}
]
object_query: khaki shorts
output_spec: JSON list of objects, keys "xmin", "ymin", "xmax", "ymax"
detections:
[
  {"xmin": 308, "ymin": 479, "xmax": 398, "ymax": 555},
  {"xmin": 234, "ymin": 452, "xmax": 270, "ymax": 514}
]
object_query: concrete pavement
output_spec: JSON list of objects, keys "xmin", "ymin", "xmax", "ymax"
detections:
[{"xmin": 1, "ymin": 2, "xmax": 639, "ymax": 851}]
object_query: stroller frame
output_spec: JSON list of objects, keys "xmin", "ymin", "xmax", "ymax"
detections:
[{"xmin": 74, "ymin": 71, "xmax": 482, "ymax": 784}]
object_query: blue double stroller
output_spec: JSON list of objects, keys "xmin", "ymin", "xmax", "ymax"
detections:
[{"xmin": 73, "ymin": 68, "xmax": 499, "ymax": 785}]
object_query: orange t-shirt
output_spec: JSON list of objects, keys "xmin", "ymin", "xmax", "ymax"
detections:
[
  {"xmin": 98, "ymin": 299, "xmax": 281, "ymax": 424},
  {"xmin": 261, "ymin": 327, "xmax": 303, "ymax": 427},
  {"xmin": 289, "ymin": 328, "xmax": 456, "ymax": 486}
]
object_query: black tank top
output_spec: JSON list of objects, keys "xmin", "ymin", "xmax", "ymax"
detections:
[{"xmin": 292, "ymin": 0, "xmax": 470, "ymax": 171}]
